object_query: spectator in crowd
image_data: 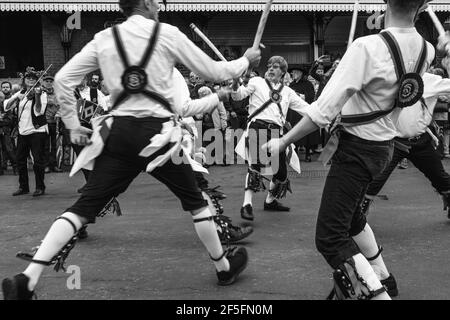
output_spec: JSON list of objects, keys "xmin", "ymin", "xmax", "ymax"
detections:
[
  {"xmin": 42, "ymin": 75, "xmax": 63, "ymax": 173},
  {"xmin": 4, "ymin": 67, "xmax": 49, "ymax": 197},
  {"xmin": 283, "ymin": 72, "xmax": 292, "ymax": 86},
  {"xmin": 309, "ymin": 57, "xmax": 341, "ymax": 153},
  {"xmin": 79, "ymin": 74, "xmax": 107, "ymax": 111},
  {"xmin": 0, "ymin": 81, "xmax": 18, "ymax": 175},
  {"xmin": 225, "ymin": 78, "xmax": 249, "ymax": 131},
  {"xmin": 198, "ymin": 86, "xmax": 227, "ymax": 166},
  {"xmin": 188, "ymin": 72, "xmax": 202, "ymax": 99},
  {"xmin": 287, "ymin": 67, "xmax": 318, "ymax": 161}
]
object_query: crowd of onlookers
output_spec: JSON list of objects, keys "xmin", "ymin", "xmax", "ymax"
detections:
[{"xmin": 0, "ymin": 70, "xmax": 108, "ymax": 196}]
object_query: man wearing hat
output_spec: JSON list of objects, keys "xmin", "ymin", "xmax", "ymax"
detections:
[
  {"xmin": 288, "ymin": 66, "xmax": 318, "ymax": 161},
  {"xmin": 4, "ymin": 67, "xmax": 49, "ymax": 197},
  {"xmin": 42, "ymin": 75, "xmax": 63, "ymax": 173}
]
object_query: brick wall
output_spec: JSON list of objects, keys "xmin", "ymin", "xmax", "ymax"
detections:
[{"xmin": 42, "ymin": 12, "xmax": 122, "ymax": 76}]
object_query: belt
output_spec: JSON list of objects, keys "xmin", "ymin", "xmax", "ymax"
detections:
[
  {"xmin": 396, "ymin": 133, "xmax": 425, "ymax": 143},
  {"xmin": 340, "ymin": 131, "xmax": 393, "ymax": 146},
  {"xmin": 252, "ymin": 119, "xmax": 282, "ymax": 130}
]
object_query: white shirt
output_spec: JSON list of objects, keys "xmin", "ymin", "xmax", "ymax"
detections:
[
  {"xmin": 54, "ymin": 15, "xmax": 249, "ymax": 130},
  {"xmin": 396, "ymin": 73, "xmax": 450, "ymax": 138},
  {"xmin": 231, "ymin": 76, "xmax": 309, "ymax": 127},
  {"xmin": 305, "ymin": 27, "xmax": 435, "ymax": 141},
  {"xmin": 4, "ymin": 91, "xmax": 48, "ymax": 135}
]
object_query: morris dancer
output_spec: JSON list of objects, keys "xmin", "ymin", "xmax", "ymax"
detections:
[
  {"xmin": 360, "ymin": 69, "xmax": 450, "ymax": 222},
  {"xmin": 232, "ymin": 56, "xmax": 308, "ymax": 221},
  {"xmin": 2, "ymin": 0, "xmax": 261, "ymax": 299},
  {"xmin": 263, "ymin": 0, "xmax": 434, "ymax": 299}
]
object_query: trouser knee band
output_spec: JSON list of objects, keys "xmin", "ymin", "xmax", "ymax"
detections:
[{"xmin": 193, "ymin": 216, "xmax": 214, "ymax": 224}]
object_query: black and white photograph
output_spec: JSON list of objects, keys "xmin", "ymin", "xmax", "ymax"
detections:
[{"xmin": 1, "ymin": 0, "xmax": 450, "ymax": 306}]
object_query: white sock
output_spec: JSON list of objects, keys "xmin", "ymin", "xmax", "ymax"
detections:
[
  {"xmin": 23, "ymin": 212, "xmax": 83, "ymax": 291},
  {"xmin": 243, "ymin": 174, "xmax": 254, "ymax": 206},
  {"xmin": 192, "ymin": 208, "xmax": 230, "ymax": 272},
  {"xmin": 352, "ymin": 253, "xmax": 391, "ymax": 300},
  {"xmin": 266, "ymin": 181, "xmax": 276, "ymax": 203},
  {"xmin": 352, "ymin": 223, "xmax": 390, "ymax": 280}
]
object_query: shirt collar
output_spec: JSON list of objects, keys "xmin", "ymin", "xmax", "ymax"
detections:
[
  {"xmin": 128, "ymin": 14, "xmax": 154, "ymax": 25},
  {"xmin": 383, "ymin": 27, "xmax": 418, "ymax": 34}
]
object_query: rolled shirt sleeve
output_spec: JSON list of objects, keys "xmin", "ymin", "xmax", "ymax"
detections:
[
  {"xmin": 304, "ymin": 39, "xmax": 369, "ymax": 128},
  {"xmin": 231, "ymin": 78, "xmax": 256, "ymax": 101},
  {"xmin": 54, "ymin": 39, "xmax": 100, "ymax": 130},
  {"xmin": 287, "ymin": 89, "xmax": 310, "ymax": 116}
]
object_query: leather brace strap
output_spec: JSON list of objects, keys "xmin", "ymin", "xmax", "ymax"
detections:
[
  {"xmin": 54, "ymin": 216, "xmax": 78, "ymax": 234},
  {"xmin": 340, "ymin": 32, "xmax": 427, "ymax": 126},
  {"xmin": 193, "ymin": 216, "xmax": 214, "ymax": 224},
  {"xmin": 209, "ymin": 249, "xmax": 228, "ymax": 262},
  {"xmin": 367, "ymin": 246, "xmax": 383, "ymax": 262}
]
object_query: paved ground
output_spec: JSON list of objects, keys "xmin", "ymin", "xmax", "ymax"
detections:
[{"xmin": 1, "ymin": 156, "xmax": 450, "ymax": 300}]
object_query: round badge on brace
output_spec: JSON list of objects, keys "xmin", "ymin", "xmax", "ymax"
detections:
[
  {"xmin": 122, "ymin": 66, "xmax": 148, "ymax": 94},
  {"xmin": 270, "ymin": 91, "xmax": 282, "ymax": 104},
  {"xmin": 396, "ymin": 73, "xmax": 424, "ymax": 109}
]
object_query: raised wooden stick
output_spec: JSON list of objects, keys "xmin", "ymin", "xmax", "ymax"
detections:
[
  {"xmin": 190, "ymin": 23, "xmax": 227, "ymax": 62},
  {"xmin": 243, "ymin": 0, "xmax": 274, "ymax": 83},
  {"xmin": 427, "ymin": 6, "xmax": 445, "ymax": 36},
  {"xmin": 252, "ymin": 0, "xmax": 274, "ymax": 50},
  {"xmin": 347, "ymin": 0, "xmax": 359, "ymax": 49}
]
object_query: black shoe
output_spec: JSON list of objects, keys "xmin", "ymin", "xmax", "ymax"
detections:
[
  {"xmin": 52, "ymin": 167, "xmax": 63, "ymax": 173},
  {"xmin": 32, "ymin": 189, "xmax": 45, "ymax": 197},
  {"xmin": 381, "ymin": 273, "xmax": 398, "ymax": 297},
  {"xmin": 12, "ymin": 188, "xmax": 29, "ymax": 196},
  {"xmin": 216, "ymin": 247, "xmax": 248, "ymax": 286},
  {"xmin": 2, "ymin": 273, "xmax": 35, "ymax": 300},
  {"xmin": 215, "ymin": 215, "xmax": 253, "ymax": 244},
  {"xmin": 240, "ymin": 204, "xmax": 254, "ymax": 221},
  {"xmin": 78, "ymin": 226, "xmax": 88, "ymax": 240},
  {"xmin": 264, "ymin": 200, "xmax": 290, "ymax": 212},
  {"xmin": 305, "ymin": 155, "xmax": 312, "ymax": 162}
]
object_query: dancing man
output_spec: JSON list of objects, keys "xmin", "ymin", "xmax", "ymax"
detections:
[
  {"xmin": 232, "ymin": 56, "xmax": 309, "ymax": 221},
  {"xmin": 263, "ymin": 0, "xmax": 434, "ymax": 299},
  {"xmin": 2, "ymin": 0, "xmax": 261, "ymax": 299}
]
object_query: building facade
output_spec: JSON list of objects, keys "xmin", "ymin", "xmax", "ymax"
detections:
[{"xmin": 0, "ymin": 0, "xmax": 449, "ymax": 79}]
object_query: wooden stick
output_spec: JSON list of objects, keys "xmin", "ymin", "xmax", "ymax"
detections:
[
  {"xmin": 243, "ymin": 0, "xmax": 274, "ymax": 83},
  {"xmin": 347, "ymin": 0, "xmax": 359, "ymax": 49},
  {"xmin": 427, "ymin": 6, "xmax": 446, "ymax": 37},
  {"xmin": 190, "ymin": 23, "xmax": 227, "ymax": 62},
  {"xmin": 252, "ymin": 0, "xmax": 274, "ymax": 50}
]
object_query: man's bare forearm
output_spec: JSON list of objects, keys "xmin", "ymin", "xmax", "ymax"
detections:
[{"xmin": 281, "ymin": 114, "xmax": 320, "ymax": 147}]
